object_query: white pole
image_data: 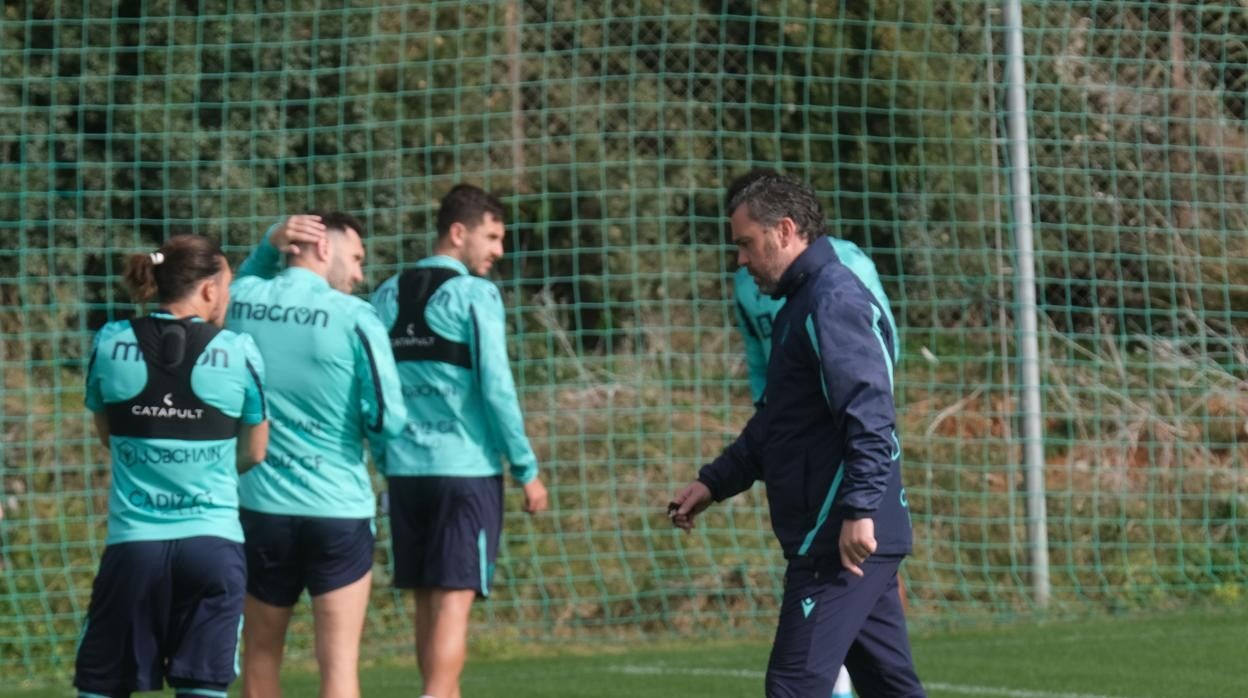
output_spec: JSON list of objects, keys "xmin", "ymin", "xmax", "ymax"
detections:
[{"xmin": 1002, "ymin": 0, "xmax": 1050, "ymax": 608}]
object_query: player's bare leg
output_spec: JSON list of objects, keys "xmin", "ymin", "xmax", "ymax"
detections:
[
  {"xmin": 417, "ymin": 587, "xmax": 475, "ymax": 698},
  {"xmin": 413, "ymin": 589, "xmax": 434, "ymax": 680},
  {"xmin": 311, "ymin": 572, "xmax": 372, "ymax": 698},
  {"xmin": 241, "ymin": 595, "xmax": 295, "ymax": 698}
]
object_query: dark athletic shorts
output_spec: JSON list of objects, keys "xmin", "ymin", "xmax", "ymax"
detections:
[
  {"xmin": 239, "ymin": 508, "xmax": 374, "ymax": 606},
  {"xmin": 74, "ymin": 536, "xmax": 245, "ymax": 696},
  {"xmin": 387, "ymin": 475, "xmax": 502, "ymax": 596}
]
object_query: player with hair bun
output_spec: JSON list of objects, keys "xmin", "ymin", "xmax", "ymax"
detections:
[{"xmin": 75, "ymin": 234, "xmax": 269, "ymax": 698}]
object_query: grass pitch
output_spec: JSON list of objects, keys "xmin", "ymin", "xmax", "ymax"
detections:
[{"xmin": 13, "ymin": 604, "xmax": 1246, "ymax": 697}]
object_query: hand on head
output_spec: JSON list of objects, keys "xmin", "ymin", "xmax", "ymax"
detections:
[{"xmin": 273, "ymin": 215, "xmax": 328, "ymax": 255}]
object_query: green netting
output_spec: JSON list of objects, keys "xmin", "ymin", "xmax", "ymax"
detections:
[{"xmin": 2, "ymin": 0, "xmax": 1247, "ymax": 680}]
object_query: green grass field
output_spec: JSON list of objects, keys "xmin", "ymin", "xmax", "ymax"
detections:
[{"xmin": 14, "ymin": 605, "xmax": 1246, "ymax": 697}]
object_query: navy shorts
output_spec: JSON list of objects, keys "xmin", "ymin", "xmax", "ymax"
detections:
[
  {"xmin": 239, "ymin": 508, "xmax": 375, "ymax": 607},
  {"xmin": 74, "ymin": 536, "xmax": 245, "ymax": 696},
  {"xmin": 387, "ymin": 475, "xmax": 502, "ymax": 595},
  {"xmin": 766, "ymin": 556, "xmax": 925, "ymax": 698}
]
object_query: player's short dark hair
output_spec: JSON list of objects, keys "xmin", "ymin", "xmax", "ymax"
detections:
[
  {"xmin": 726, "ymin": 170, "xmax": 826, "ymax": 243},
  {"xmin": 436, "ymin": 184, "xmax": 505, "ymax": 239},
  {"xmin": 306, "ymin": 209, "xmax": 365, "ymax": 238}
]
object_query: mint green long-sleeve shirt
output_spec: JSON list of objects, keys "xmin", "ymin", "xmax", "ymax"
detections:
[
  {"xmin": 226, "ymin": 233, "xmax": 407, "ymax": 518},
  {"xmin": 371, "ymin": 255, "xmax": 538, "ymax": 485},
  {"xmin": 86, "ymin": 313, "xmax": 267, "ymax": 544}
]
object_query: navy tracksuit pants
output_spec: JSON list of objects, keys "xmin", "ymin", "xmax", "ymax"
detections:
[{"xmin": 766, "ymin": 556, "xmax": 926, "ymax": 698}]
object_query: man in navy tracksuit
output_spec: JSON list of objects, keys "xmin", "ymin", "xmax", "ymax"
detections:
[{"xmin": 670, "ymin": 172, "xmax": 925, "ymax": 697}]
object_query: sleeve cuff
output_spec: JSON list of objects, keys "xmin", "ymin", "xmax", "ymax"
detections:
[
  {"xmin": 696, "ymin": 473, "xmax": 724, "ymax": 503},
  {"xmin": 262, "ymin": 221, "xmax": 282, "ymax": 246},
  {"xmin": 512, "ymin": 466, "xmax": 538, "ymax": 485},
  {"xmin": 838, "ymin": 502, "xmax": 877, "ymax": 519}
]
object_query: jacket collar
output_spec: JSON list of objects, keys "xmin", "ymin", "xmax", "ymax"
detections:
[
  {"xmin": 419, "ymin": 255, "xmax": 470, "ymax": 276},
  {"xmin": 282, "ymin": 266, "xmax": 331, "ymax": 289},
  {"xmin": 772, "ymin": 236, "xmax": 837, "ymax": 300},
  {"xmin": 151, "ymin": 310, "xmax": 205, "ymax": 323}
]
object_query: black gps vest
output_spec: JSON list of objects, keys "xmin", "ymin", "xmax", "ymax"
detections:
[
  {"xmin": 105, "ymin": 316, "xmax": 240, "ymax": 441},
  {"xmin": 388, "ymin": 267, "xmax": 473, "ymax": 369}
]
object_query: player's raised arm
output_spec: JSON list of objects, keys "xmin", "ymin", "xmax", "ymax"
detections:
[{"xmin": 235, "ymin": 214, "xmax": 329, "ymax": 280}]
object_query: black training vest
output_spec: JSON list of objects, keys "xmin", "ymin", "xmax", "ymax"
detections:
[
  {"xmin": 389, "ymin": 267, "xmax": 473, "ymax": 368},
  {"xmin": 105, "ymin": 316, "xmax": 240, "ymax": 441}
]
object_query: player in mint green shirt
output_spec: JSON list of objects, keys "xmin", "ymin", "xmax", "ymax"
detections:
[
  {"xmin": 371, "ymin": 184, "xmax": 548, "ymax": 698},
  {"xmin": 76, "ymin": 235, "xmax": 268, "ymax": 698},
  {"xmin": 225, "ymin": 212, "xmax": 406, "ymax": 698}
]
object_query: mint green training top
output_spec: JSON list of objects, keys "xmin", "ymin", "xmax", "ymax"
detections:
[
  {"xmin": 226, "ymin": 232, "xmax": 407, "ymax": 518},
  {"xmin": 371, "ymin": 255, "xmax": 539, "ymax": 485},
  {"xmin": 86, "ymin": 312, "xmax": 267, "ymax": 544},
  {"xmin": 734, "ymin": 237, "xmax": 899, "ymax": 404}
]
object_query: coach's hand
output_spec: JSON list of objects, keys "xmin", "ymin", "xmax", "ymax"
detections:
[
  {"xmin": 522, "ymin": 477, "xmax": 549, "ymax": 514},
  {"xmin": 667, "ymin": 481, "xmax": 713, "ymax": 533},
  {"xmin": 271, "ymin": 214, "xmax": 328, "ymax": 255},
  {"xmin": 839, "ymin": 517, "xmax": 877, "ymax": 577}
]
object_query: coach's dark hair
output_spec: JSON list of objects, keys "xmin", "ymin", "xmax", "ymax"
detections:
[
  {"xmin": 122, "ymin": 234, "xmax": 226, "ymax": 304},
  {"xmin": 725, "ymin": 168, "xmax": 777, "ymax": 209},
  {"xmin": 436, "ymin": 184, "xmax": 505, "ymax": 238},
  {"xmin": 726, "ymin": 170, "xmax": 827, "ymax": 243},
  {"xmin": 307, "ymin": 209, "xmax": 366, "ymax": 238}
]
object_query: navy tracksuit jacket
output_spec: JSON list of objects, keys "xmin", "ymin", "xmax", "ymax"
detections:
[{"xmin": 698, "ymin": 238, "xmax": 913, "ymax": 561}]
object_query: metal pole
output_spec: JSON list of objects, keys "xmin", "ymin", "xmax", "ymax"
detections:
[
  {"xmin": 1002, "ymin": 0, "xmax": 1050, "ymax": 608},
  {"xmin": 506, "ymin": 0, "xmax": 525, "ymax": 194}
]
